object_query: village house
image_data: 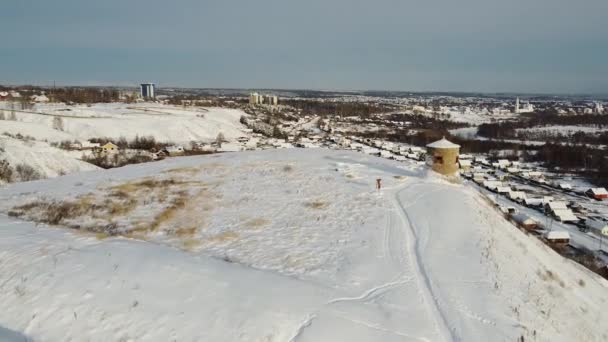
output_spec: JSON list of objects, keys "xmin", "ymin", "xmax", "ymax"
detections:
[
  {"xmin": 544, "ymin": 231, "xmax": 570, "ymax": 247},
  {"xmin": 82, "ymin": 141, "xmax": 101, "ymax": 150},
  {"xmin": 524, "ymin": 198, "xmax": 544, "ymax": 208},
  {"xmin": 586, "ymin": 188, "xmax": 608, "ymax": 201},
  {"xmin": 31, "ymin": 94, "xmax": 50, "ymax": 103},
  {"xmin": 151, "ymin": 151, "xmax": 166, "ymax": 160},
  {"xmin": 100, "ymin": 142, "xmax": 119, "ymax": 154},
  {"xmin": 459, "ymin": 159, "xmax": 472, "ymax": 171},
  {"xmin": 508, "ymin": 191, "xmax": 527, "ymax": 202},
  {"xmin": 552, "ymin": 209, "xmax": 579, "ymax": 223},
  {"xmin": 510, "ymin": 213, "xmax": 539, "ymax": 231},
  {"xmin": 164, "ymin": 145, "xmax": 185, "ymax": 156}
]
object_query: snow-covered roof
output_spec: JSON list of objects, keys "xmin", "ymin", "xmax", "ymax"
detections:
[
  {"xmin": 511, "ymin": 213, "xmax": 537, "ymax": 225},
  {"xmin": 426, "ymin": 137, "xmax": 460, "ymax": 149},
  {"xmin": 552, "ymin": 209, "xmax": 578, "ymax": 222},
  {"xmin": 546, "ymin": 202, "xmax": 568, "ymax": 211},
  {"xmin": 545, "ymin": 231, "xmax": 570, "ymax": 240},
  {"xmin": 524, "ymin": 198, "xmax": 544, "ymax": 206},
  {"xmin": 588, "ymin": 188, "xmax": 608, "ymax": 195},
  {"xmin": 459, "ymin": 160, "xmax": 472, "ymax": 167}
]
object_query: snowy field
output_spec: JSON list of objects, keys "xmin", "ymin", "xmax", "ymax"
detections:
[
  {"xmin": 0, "ymin": 149, "xmax": 607, "ymax": 341},
  {"xmin": 0, "ymin": 102, "xmax": 249, "ymax": 182},
  {"xmin": 0, "ymin": 103, "xmax": 248, "ymax": 143}
]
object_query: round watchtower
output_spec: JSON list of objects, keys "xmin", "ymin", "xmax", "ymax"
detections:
[{"xmin": 426, "ymin": 137, "xmax": 461, "ymax": 176}]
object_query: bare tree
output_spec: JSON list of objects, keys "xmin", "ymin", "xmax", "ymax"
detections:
[
  {"xmin": 52, "ymin": 116, "xmax": 64, "ymax": 131},
  {"xmin": 0, "ymin": 160, "xmax": 13, "ymax": 182},
  {"xmin": 8, "ymin": 110, "xmax": 17, "ymax": 121},
  {"xmin": 15, "ymin": 164, "xmax": 41, "ymax": 182},
  {"xmin": 215, "ymin": 132, "xmax": 225, "ymax": 148}
]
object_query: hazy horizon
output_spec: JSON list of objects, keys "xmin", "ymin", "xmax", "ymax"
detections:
[{"xmin": 1, "ymin": 0, "xmax": 607, "ymax": 94}]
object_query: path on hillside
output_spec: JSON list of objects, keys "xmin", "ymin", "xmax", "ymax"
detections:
[{"xmin": 392, "ymin": 183, "xmax": 457, "ymax": 342}]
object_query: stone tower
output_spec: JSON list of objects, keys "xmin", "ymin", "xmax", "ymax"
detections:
[{"xmin": 426, "ymin": 137, "xmax": 461, "ymax": 176}]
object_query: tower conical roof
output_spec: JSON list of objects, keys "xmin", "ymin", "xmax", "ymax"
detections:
[{"xmin": 426, "ymin": 137, "xmax": 460, "ymax": 149}]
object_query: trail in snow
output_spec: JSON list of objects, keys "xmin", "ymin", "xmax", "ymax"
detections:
[
  {"xmin": 326, "ymin": 276, "xmax": 413, "ymax": 305},
  {"xmin": 394, "ymin": 185, "xmax": 458, "ymax": 342},
  {"xmin": 288, "ymin": 314, "xmax": 316, "ymax": 342}
]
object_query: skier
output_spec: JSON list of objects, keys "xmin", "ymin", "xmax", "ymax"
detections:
[{"xmin": 376, "ymin": 178, "xmax": 382, "ymax": 191}]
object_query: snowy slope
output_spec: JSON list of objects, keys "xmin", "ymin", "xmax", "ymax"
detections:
[
  {"xmin": 0, "ymin": 135, "xmax": 99, "ymax": 180},
  {"xmin": 0, "ymin": 149, "xmax": 607, "ymax": 342},
  {"xmin": 1, "ymin": 103, "xmax": 248, "ymax": 144}
]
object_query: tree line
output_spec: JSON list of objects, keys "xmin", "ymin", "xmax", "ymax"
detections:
[{"xmin": 281, "ymin": 99, "xmax": 395, "ymax": 118}]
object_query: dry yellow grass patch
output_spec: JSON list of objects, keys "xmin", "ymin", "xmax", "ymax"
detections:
[
  {"xmin": 95, "ymin": 232, "xmax": 110, "ymax": 240},
  {"xmin": 163, "ymin": 166, "xmax": 202, "ymax": 176},
  {"xmin": 174, "ymin": 227, "xmax": 198, "ymax": 237},
  {"xmin": 108, "ymin": 198, "xmax": 137, "ymax": 216},
  {"xmin": 183, "ymin": 238, "xmax": 202, "ymax": 251},
  {"xmin": 107, "ymin": 178, "xmax": 187, "ymax": 195},
  {"xmin": 123, "ymin": 229, "xmax": 149, "ymax": 240},
  {"xmin": 208, "ymin": 231, "xmax": 239, "ymax": 243},
  {"xmin": 245, "ymin": 217, "xmax": 270, "ymax": 230},
  {"xmin": 305, "ymin": 200, "xmax": 328, "ymax": 209}
]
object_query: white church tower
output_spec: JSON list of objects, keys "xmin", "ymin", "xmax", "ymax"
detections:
[{"xmin": 515, "ymin": 97, "xmax": 520, "ymax": 114}]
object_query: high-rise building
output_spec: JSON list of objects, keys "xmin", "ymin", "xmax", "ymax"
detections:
[
  {"xmin": 249, "ymin": 92, "xmax": 260, "ymax": 105},
  {"xmin": 595, "ymin": 102, "xmax": 604, "ymax": 114},
  {"xmin": 249, "ymin": 93, "xmax": 278, "ymax": 106},
  {"xmin": 140, "ymin": 83, "xmax": 156, "ymax": 99}
]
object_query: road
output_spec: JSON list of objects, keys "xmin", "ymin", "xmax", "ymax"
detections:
[{"xmin": 467, "ymin": 180, "xmax": 608, "ymax": 262}]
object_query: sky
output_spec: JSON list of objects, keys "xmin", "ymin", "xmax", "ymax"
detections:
[{"xmin": 1, "ymin": 0, "xmax": 607, "ymax": 94}]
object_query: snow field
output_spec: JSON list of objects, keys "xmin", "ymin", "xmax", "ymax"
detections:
[{"xmin": 0, "ymin": 149, "xmax": 607, "ymax": 341}]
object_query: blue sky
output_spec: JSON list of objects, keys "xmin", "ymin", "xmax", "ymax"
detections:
[{"xmin": 1, "ymin": 0, "xmax": 607, "ymax": 93}]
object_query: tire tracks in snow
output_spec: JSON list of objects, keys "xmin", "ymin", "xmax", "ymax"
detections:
[{"xmin": 394, "ymin": 184, "xmax": 458, "ymax": 342}]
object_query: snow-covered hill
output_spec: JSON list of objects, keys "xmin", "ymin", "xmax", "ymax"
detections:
[
  {"xmin": 0, "ymin": 149, "xmax": 606, "ymax": 341},
  {"xmin": 0, "ymin": 103, "xmax": 248, "ymax": 143},
  {"xmin": 0, "ymin": 135, "xmax": 99, "ymax": 181}
]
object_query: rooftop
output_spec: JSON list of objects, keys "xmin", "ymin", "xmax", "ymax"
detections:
[{"xmin": 426, "ymin": 137, "xmax": 460, "ymax": 149}]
